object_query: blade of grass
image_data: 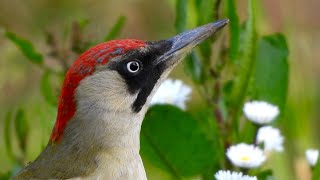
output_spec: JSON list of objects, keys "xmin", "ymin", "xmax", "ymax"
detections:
[
  {"xmin": 4, "ymin": 111, "xmax": 14, "ymax": 160},
  {"xmin": 225, "ymin": 0, "xmax": 240, "ymax": 61},
  {"xmin": 104, "ymin": 16, "xmax": 126, "ymax": 41},
  {"xmin": 5, "ymin": 32, "xmax": 43, "ymax": 64},
  {"xmin": 229, "ymin": 0, "xmax": 257, "ymax": 141},
  {"xmin": 15, "ymin": 109, "xmax": 29, "ymax": 155},
  {"xmin": 175, "ymin": 0, "xmax": 187, "ymax": 33}
]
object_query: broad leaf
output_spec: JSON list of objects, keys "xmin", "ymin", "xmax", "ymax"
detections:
[
  {"xmin": 240, "ymin": 34, "xmax": 288, "ymax": 141},
  {"xmin": 5, "ymin": 32, "xmax": 43, "ymax": 64},
  {"xmin": 252, "ymin": 34, "xmax": 289, "ymax": 112},
  {"xmin": 14, "ymin": 109, "xmax": 29, "ymax": 154},
  {"xmin": 141, "ymin": 105, "xmax": 216, "ymax": 177},
  {"xmin": 104, "ymin": 16, "xmax": 126, "ymax": 41},
  {"xmin": 190, "ymin": 107, "xmax": 223, "ymax": 170}
]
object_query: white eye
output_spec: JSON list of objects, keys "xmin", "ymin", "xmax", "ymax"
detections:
[{"xmin": 127, "ymin": 61, "xmax": 140, "ymax": 73}]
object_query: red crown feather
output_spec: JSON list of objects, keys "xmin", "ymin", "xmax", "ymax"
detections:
[{"xmin": 50, "ymin": 39, "xmax": 146, "ymax": 142}]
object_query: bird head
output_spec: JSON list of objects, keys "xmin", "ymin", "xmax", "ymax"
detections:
[{"xmin": 50, "ymin": 19, "xmax": 228, "ymax": 143}]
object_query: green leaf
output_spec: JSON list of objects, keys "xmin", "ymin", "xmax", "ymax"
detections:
[
  {"xmin": 5, "ymin": 31, "xmax": 43, "ymax": 64},
  {"xmin": 175, "ymin": 0, "xmax": 187, "ymax": 33},
  {"xmin": 140, "ymin": 135, "xmax": 172, "ymax": 173},
  {"xmin": 184, "ymin": 52, "xmax": 205, "ymax": 84},
  {"xmin": 14, "ymin": 109, "xmax": 29, "ymax": 154},
  {"xmin": 255, "ymin": 169, "xmax": 273, "ymax": 180},
  {"xmin": 252, "ymin": 34, "xmax": 289, "ymax": 112},
  {"xmin": 141, "ymin": 105, "xmax": 217, "ymax": 177},
  {"xmin": 225, "ymin": 0, "xmax": 240, "ymax": 61},
  {"xmin": 312, "ymin": 159, "xmax": 320, "ymax": 180},
  {"xmin": 4, "ymin": 111, "xmax": 14, "ymax": 160},
  {"xmin": 191, "ymin": 107, "xmax": 224, "ymax": 170},
  {"xmin": 0, "ymin": 171, "xmax": 11, "ymax": 180},
  {"xmin": 41, "ymin": 71, "xmax": 59, "ymax": 106},
  {"xmin": 104, "ymin": 16, "xmax": 126, "ymax": 41}
]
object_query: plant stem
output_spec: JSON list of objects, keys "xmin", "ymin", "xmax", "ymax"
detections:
[
  {"xmin": 229, "ymin": 0, "xmax": 257, "ymax": 142},
  {"xmin": 214, "ymin": 0, "xmax": 222, "ymax": 20}
]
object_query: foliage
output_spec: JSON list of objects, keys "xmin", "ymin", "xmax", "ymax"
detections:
[
  {"xmin": 143, "ymin": 0, "xmax": 289, "ymax": 178},
  {"xmin": 252, "ymin": 34, "xmax": 289, "ymax": 112},
  {"xmin": 1, "ymin": 0, "xmax": 302, "ymax": 179},
  {"xmin": 141, "ymin": 105, "xmax": 218, "ymax": 178},
  {"xmin": 5, "ymin": 32, "xmax": 43, "ymax": 64},
  {"xmin": 3, "ymin": 110, "xmax": 29, "ymax": 170},
  {"xmin": 1, "ymin": 15, "xmax": 127, "ymax": 178},
  {"xmin": 313, "ymin": 160, "xmax": 320, "ymax": 180}
]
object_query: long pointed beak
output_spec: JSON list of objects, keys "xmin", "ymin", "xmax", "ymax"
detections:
[{"xmin": 156, "ymin": 19, "xmax": 229, "ymax": 66}]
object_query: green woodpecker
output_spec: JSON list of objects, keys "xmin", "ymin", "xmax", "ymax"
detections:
[{"xmin": 13, "ymin": 19, "xmax": 228, "ymax": 180}]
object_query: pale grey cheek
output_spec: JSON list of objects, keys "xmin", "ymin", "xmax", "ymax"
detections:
[{"xmin": 75, "ymin": 71, "xmax": 138, "ymax": 113}]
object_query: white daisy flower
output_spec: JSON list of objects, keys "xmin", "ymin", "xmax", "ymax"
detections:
[
  {"xmin": 214, "ymin": 170, "xmax": 257, "ymax": 180},
  {"xmin": 151, "ymin": 79, "xmax": 192, "ymax": 110},
  {"xmin": 226, "ymin": 143, "xmax": 266, "ymax": 168},
  {"xmin": 257, "ymin": 126, "xmax": 284, "ymax": 152},
  {"xmin": 305, "ymin": 149, "xmax": 319, "ymax": 166},
  {"xmin": 243, "ymin": 101, "xmax": 279, "ymax": 124}
]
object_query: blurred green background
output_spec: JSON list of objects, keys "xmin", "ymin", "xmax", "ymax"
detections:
[{"xmin": 0, "ymin": 0, "xmax": 319, "ymax": 179}]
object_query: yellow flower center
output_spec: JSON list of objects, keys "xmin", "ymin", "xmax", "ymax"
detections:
[{"xmin": 240, "ymin": 156, "xmax": 251, "ymax": 161}]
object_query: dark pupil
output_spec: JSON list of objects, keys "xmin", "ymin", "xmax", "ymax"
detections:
[{"xmin": 130, "ymin": 62, "xmax": 139, "ymax": 71}]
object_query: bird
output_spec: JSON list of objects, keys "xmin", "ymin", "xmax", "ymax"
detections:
[{"xmin": 13, "ymin": 19, "xmax": 228, "ymax": 180}]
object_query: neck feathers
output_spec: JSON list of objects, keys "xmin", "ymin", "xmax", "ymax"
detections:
[{"xmin": 16, "ymin": 109, "xmax": 147, "ymax": 179}]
